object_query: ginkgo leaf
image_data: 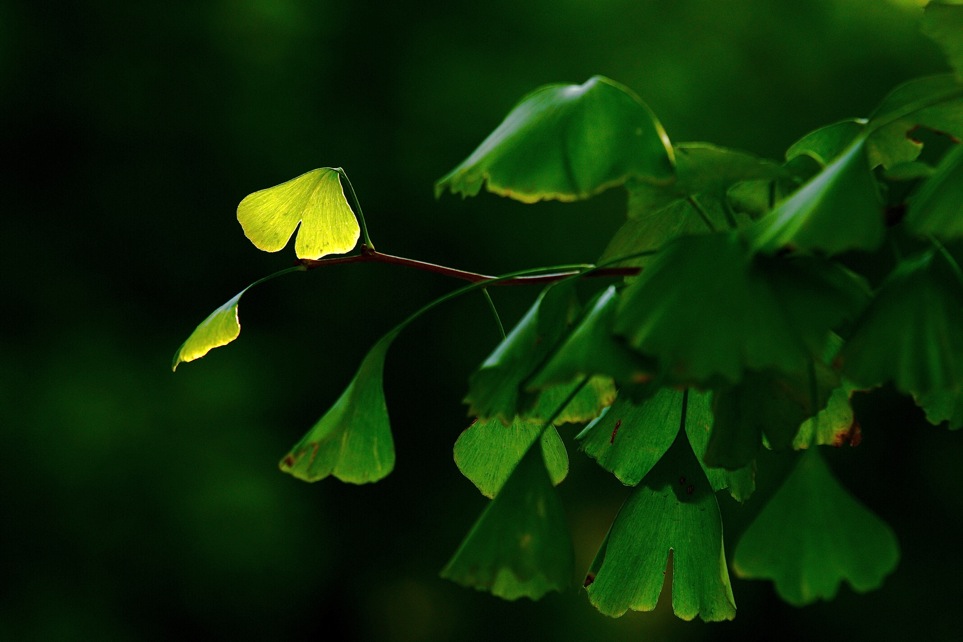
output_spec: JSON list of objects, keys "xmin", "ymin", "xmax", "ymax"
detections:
[
  {"xmin": 614, "ymin": 231, "xmax": 870, "ymax": 386},
  {"xmin": 172, "ymin": 289, "xmax": 246, "ymax": 371},
  {"xmin": 905, "ymin": 144, "xmax": 963, "ymax": 241},
  {"xmin": 750, "ymin": 137, "xmax": 884, "ymax": 255},
  {"xmin": 466, "ymin": 281, "xmax": 578, "ymax": 423},
  {"xmin": 837, "ymin": 250, "xmax": 963, "ymax": 396},
  {"xmin": 527, "ymin": 286, "xmax": 654, "ymax": 388},
  {"xmin": 923, "ymin": 2, "xmax": 963, "ymax": 81},
  {"xmin": 792, "ymin": 386, "xmax": 860, "ymax": 448},
  {"xmin": 915, "ymin": 388, "xmax": 963, "ymax": 430},
  {"xmin": 435, "ymin": 76, "xmax": 674, "ymax": 203},
  {"xmin": 454, "ymin": 417, "xmax": 568, "ymax": 498},
  {"xmin": 526, "ymin": 375, "xmax": 616, "ymax": 425},
  {"xmin": 585, "ymin": 426, "xmax": 736, "ymax": 621},
  {"xmin": 279, "ymin": 330, "xmax": 398, "ymax": 484},
  {"xmin": 787, "ymin": 120, "xmax": 866, "ymax": 167},
  {"xmin": 172, "ymin": 267, "xmax": 302, "ymax": 371},
  {"xmin": 237, "ymin": 167, "xmax": 360, "ymax": 259},
  {"xmin": 441, "ymin": 444, "xmax": 574, "ymax": 600},
  {"xmin": 733, "ymin": 448, "xmax": 899, "ymax": 606}
]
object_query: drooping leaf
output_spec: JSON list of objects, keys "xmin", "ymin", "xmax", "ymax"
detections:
[
  {"xmin": 837, "ymin": 250, "xmax": 963, "ymax": 396},
  {"xmin": 441, "ymin": 444, "xmax": 574, "ymax": 600},
  {"xmin": 787, "ymin": 120, "xmax": 866, "ymax": 167},
  {"xmin": 585, "ymin": 426, "xmax": 736, "ymax": 621},
  {"xmin": 435, "ymin": 76, "xmax": 674, "ymax": 203},
  {"xmin": 733, "ymin": 448, "xmax": 899, "ymax": 606},
  {"xmin": 526, "ymin": 375, "xmax": 617, "ymax": 425},
  {"xmin": 527, "ymin": 286, "xmax": 654, "ymax": 388},
  {"xmin": 905, "ymin": 143, "xmax": 963, "ymax": 241},
  {"xmin": 279, "ymin": 330, "xmax": 398, "ymax": 484},
  {"xmin": 172, "ymin": 289, "xmax": 246, "ymax": 371},
  {"xmin": 915, "ymin": 388, "xmax": 963, "ymax": 430},
  {"xmin": 792, "ymin": 386, "xmax": 860, "ymax": 448},
  {"xmin": 237, "ymin": 167, "xmax": 360, "ymax": 259},
  {"xmin": 466, "ymin": 281, "xmax": 578, "ymax": 423},
  {"xmin": 923, "ymin": 3, "xmax": 963, "ymax": 81},
  {"xmin": 614, "ymin": 231, "xmax": 870, "ymax": 386},
  {"xmin": 454, "ymin": 417, "xmax": 568, "ymax": 498},
  {"xmin": 750, "ymin": 137, "xmax": 884, "ymax": 255}
]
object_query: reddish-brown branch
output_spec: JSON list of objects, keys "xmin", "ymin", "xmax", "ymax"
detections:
[{"xmin": 298, "ymin": 246, "xmax": 640, "ymax": 285}]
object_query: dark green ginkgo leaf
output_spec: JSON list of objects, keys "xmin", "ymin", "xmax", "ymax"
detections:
[
  {"xmin": 466, "ymin": 281, "xmax": 578, "ymax": 423},
  {"xmin": 585, "ymin": 426, "xmax": 736, "ymax": 621},
  {"xmin": 915, "ymin": 388, "xmax": 963, "ymax": 430},
  {"xmin": 454, "ymin": 417, "xmax": 568, "ymax": 498},
  {"xmin": 787, "ymin": 120, "xmax": 866, "ymax": 167},
  {"xmin": 441, "ymin": 444, "xmax": 574, "ymax": 600},
  {"xmin": 906, "ymin": 144, "xmax": 963, "ymax": 241},
  {"xmin": 615, "ymin": 231, "xmax": 870, "ymax": 386},
  {"xmin": 733, "ymin": 448, "xmax": 899, "ymax": 606},
  {"xmin": 435, "ymin": 76, "xmax": 674, "ymax": 203},
  {"xmin": 279, "ymin": 330, "xmax": 399, "ymax": 484},
  {"xmin": 923, "ymin": 3, "xmax": 963, "ymax": 81},
  {"xmin": 237, "ymin": 167, "xmax": 360, "ymax": 259},
  {"xmin": 526, "ymin": 375, "xmax": 617, "ymax": 425},
  {"xmin": 750, "ymin": 137, "xmax": 884, "ymax": 255},
  {"xmin": 837, "ymin": 250, "xmax": 963, "ymax": 396}
]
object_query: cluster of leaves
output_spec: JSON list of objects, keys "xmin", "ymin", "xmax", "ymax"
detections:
[{"xmin": 173, "ymin": 4, "xmax": 963, "ymax": 622}]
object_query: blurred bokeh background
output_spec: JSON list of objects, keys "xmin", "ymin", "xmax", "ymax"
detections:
[{"xmin": 4, "ymin": 0, "xmax": 962, "ymax": 639}]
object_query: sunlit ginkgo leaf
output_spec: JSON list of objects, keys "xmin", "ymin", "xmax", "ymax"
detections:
[
  {"xmin": 237, "ymin": 167, "xmax": 360, "ymax": 259},
  {"xmin": 733, "ymin": 448, "xmax": 899, "ymax": 606},
  {"xmin": 454, "ymin": 417, "xmax": 568, "ymax": 498},
  {"xmin": 435, "ymin": 76, "xmax": 674, "ymax": 203},
  {"xmin": 441, "ymin": 444, "xmax": 574, "ymax": 600},
  {"xmin": 171, "ymin": 289, "xmax": 246, "ymax": 371},
  {"xmin": 279, "ymin": 330, "xmax": 399, "ymax": 484}
]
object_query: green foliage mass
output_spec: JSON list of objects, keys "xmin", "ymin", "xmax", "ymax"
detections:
[{"xmin": 173, "ymin": 1, "xmax": 963, "ymax": 626}]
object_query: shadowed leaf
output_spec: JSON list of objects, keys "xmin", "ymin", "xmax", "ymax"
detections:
[
  {"xmin": 441, "ymin": 444, "xmax": 574, "ymax": 600},
  {"xmin": 915, "ymin": 388, "xmax": 963, "ymax": 430},
  {"xmin": 733, "ymin": 448, "xmax": 899, "ymax": 605},
  {"xmin": 435, "ymin": 76, "xmax": 674, "ymax": 203},
  {"xmin": 906, "ymin": 144, "xmax": 963, "ymax": 241},
  {"xmin": 585, "ymin": 426, "xmax": 736, "ymax": 621},
  {"xmin": 279, "ymin": 331, "xmax": 398, "ymax": 484},
  {"xmin": 237, "ymin": 167, "xmax": 360, "ymax": 259},
  {"xmin": 454, "ymin": 418, "xmax": 568, "ymax": 498},
  {"xmin": 923, "ymin": 3, "xmax": 963, "ymax": 81}
]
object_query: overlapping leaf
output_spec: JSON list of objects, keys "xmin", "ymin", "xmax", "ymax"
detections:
[
  {"xmin": 614, "ymin": 231, "xmax": 870, "ymax": 386},
  {"xmin": 435, "ymin": 76, "xmax": 674, "ymax": 203},
  {"xmin": 454, "ymin": 417, "xmax": 568, "ymax": 498},
  {"xmin": 750, "ymin": 137, "xmax": 884, "ymax": 255},
  {"xmin": 237, "ymin": 167, "xmax": 360, "ymax": 259},
  {"xmin": 915, "ymin": 388, "xmax": 963, "ymax": 430},
  {"xmin": 279, "ymin": 330, "xmax": 399, "ymax": 484},
  {"xmin": 905, "ymin": 144, "xmax": 963, "ymax": 241},
  {"xmin": 441, "ymin": 444, "xmax": 574, "ymax": 600},
  {"xmin": 733, "ymin": 448, "xmax": 899, "ymax": 605},
  {"xmin": 923, "ymin": 2, "xmax": 963, "ymax": 81},
  {"xmin": 837, "ymin": 250, "xmax": 963, "ymax": 396},
  {"xmin": 585, "ymin": 427, "xmax": 736, "ymax": 621},
  {"xmin": 465, "ymin": 281, "xmax": 578, "ymax": 423}
]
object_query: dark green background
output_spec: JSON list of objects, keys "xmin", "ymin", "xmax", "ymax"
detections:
[{"xmin": 5, "ymin": 1, "xmax": 962, "ymax": 639}]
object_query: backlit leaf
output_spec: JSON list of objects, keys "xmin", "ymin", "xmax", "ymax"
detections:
[
  {"xmin": 172, "ymin": 289, "xmax": 246, "ymax": 371},
  {"xmin": 441, "ymin": 444, "xmax": 574, "ymax": 600},
  {"xmin": 905, "ymin": 144, "xmax": 963, "ymax": 241},
  {"xmin": 733, "ymin": 448, "xmax": 899, "ymax": 606},
  {"xmin": 237, "ymin": 167, "xmax": 360, "ymax": 259},
  {"xmin": 435, "ymin": 76, "xmax": 674, "ymax": 203},
  {"xmin": 454, "ymin": 417, "xmax": 568, "ymax": 498},
  {"xmin": 585, "ymin": 426, "xmax": 736, "ymax": 621},
  {"xmin": 750, "ymin": 138, "xmax": 884, "ymax": 255},
  {"xmin": 279, "ymin": 330, "xmax": 398, "ymax": 484},
  {"xmin": 837, "ymin": 250, "xmax": 963, "ymax": 396}
]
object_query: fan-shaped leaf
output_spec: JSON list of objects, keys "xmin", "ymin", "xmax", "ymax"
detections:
[
  {"xmin": 585, "ymin": 426, "xmax": 736, "ymax": 621},
  {"xmin": 615, "ymin": 231, "xmax": 870, "ymax": 386},
  {"xmin": 733, "ymin": 448, "xmax": 899, "ymax": 606},
  {"xmin": 454, "ymin": 417, "xmax": 568, "ymax": 498},
  {"xmin": 279, "ymin": 331, "xmax": 398, "ymax": 484},
  {"xmin": 751, "ymin": 138, "xmax": 884, "ymax": 255},
  {"xmin": 526, "ymin": 375, "xmax": 616, "ymax": 425},
  {"xmin": 172, "ymin": 290, "xmax": 246, "ymax": 371},
  {"xmin": 237, "ymin": 167, "xmax": 360, "ymax": 259},
  {"xmin": 435, "ymin": 76, "xmax": 674, "ymax": 203},
  {"xmin": 441, "ymin": 444, "xmax": 574, "ymax": 600},
  {"xmin": 915, "ymin": 388, "xmax": 963, "ymax": 430},
  {"xmin": 837, "ymin": 250, "xmax": 963, "ymax": 396},
  {"xmin": 906, "ymin": 144, "xmax": 963, "ymax": 241}
]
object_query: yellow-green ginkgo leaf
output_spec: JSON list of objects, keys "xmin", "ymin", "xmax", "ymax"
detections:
[
  {"xmin": 435, "ymin": 76, "xmax": 674, "ymax": 203},
  {"xmin": 237, "ymin": 167, "xmax": 360, "ymax": 259},
  {"xmin": 172, "ymin": 289, "xmax": 246, "ymax": 371}
]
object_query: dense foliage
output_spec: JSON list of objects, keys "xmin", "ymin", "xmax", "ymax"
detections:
[{"xmin": 174, "ymin": 3, "xmax": 963, "ymax": 623}]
